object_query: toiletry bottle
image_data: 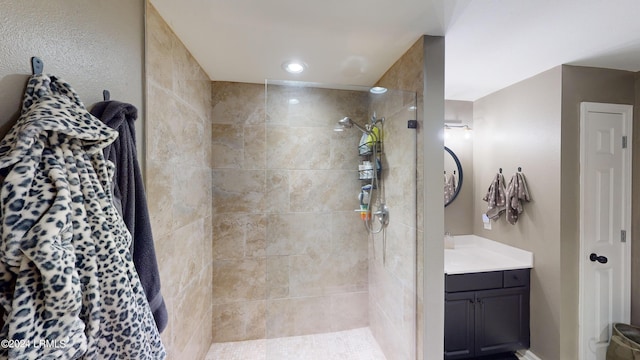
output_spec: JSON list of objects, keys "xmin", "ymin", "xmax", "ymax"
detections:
[{"xmin": 444, "ymin": 232, "xmax": 455, "ymax": 249}]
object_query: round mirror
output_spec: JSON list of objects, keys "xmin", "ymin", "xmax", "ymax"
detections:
[{"xmin": 444, "ymin": 146, "xmax": 463, "ymax": 207}]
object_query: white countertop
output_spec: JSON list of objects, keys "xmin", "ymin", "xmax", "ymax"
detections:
[{"xmin": 444, "ymin": 235, "xmax": 534, "ymax": 275}]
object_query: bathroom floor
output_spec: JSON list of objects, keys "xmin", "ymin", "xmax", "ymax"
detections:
[{"xmin": 205, "ymin": 327, "xmax": 387, "ymax": 360}]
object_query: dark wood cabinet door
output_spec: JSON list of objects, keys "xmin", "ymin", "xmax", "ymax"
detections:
[
  {"xmin": 444, "ymin": 291, "xmax": 475, "ymax": 359},
  {"xmin": 474, "ymin": 287, "xmax": 530, "ymax": 356}
]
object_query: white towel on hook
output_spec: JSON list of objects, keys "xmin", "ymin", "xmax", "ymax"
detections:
[
  {"xmin": 506, "ymin": 172, "xmax": 531, "ymax": 225},
  {"xmin": 482, "ymin": 172, "xmax": 506, "ymax": 220}
]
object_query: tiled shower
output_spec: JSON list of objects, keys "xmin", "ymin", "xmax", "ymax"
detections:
[
  {"xmin": 208, "ymin": 80, "xmax": 417, "ymax": 359},
  {"xmin": 146, "ymin": 3, "xmax": 421, "ymax": 359}
]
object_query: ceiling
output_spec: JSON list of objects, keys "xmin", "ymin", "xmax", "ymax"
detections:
[{"xmin": 150, "ymin": 0, "xmax": 640, "ymax": 101}]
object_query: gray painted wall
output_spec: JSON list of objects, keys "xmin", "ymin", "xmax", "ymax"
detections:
[
  {"xmin": 471, "ymin": 65, "xmax": 637, "ymax": 359},
  {"xmin": 444, "ymin": 100, "xmax": 473, "ymax": 235},
  {"xmin": 473, "ymin": 66, "xmax": 563, "ymax": 359},
  {"xmin": 560, "ymin": 65, "xmax": 636, "ymax": 359},
  {"xmin": 422, "ymin": 35, "xmax": 445, "ymax": 360},
  {"xmin": 0, "ymin": 0, "xmax": 145, "ymax": 167}
]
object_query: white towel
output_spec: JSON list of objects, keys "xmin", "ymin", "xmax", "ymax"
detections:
[
  {"xmin": 482, "ymin": 173, "xmax": 506, "ymax": 220},
  {"xmin": 506, "ymin": 172, "xmax": 531, "ymax": 225}
]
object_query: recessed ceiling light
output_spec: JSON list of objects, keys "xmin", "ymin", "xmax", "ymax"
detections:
[
  {"xmin": 282, "ymin": 61, "xmax": 307, "ymax": 74},
  {"xmin": 288, "ymin": 98, "xmax": 300, "ymax": 105},
  {"xmin": 369, "ymin": 86, "xmax": 387, "ymax": 94}
]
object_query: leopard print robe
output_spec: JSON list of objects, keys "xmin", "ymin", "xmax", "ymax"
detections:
[{"xmin": 0, "ymin": 74, "xmax": 166, "ymax": 359}]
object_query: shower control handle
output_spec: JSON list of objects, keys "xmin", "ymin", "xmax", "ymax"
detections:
[
  {"xmin": 374, "ymin": 204, "xmax": 389, "ymax": 227},
  {"xmin": 589, "ymin": 253, "xmax": 608, "ymax": 264}
]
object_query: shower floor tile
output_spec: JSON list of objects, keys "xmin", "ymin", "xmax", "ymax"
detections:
[{"xmin": 205, "ymin": 327, "xmax": 387, "ymax": 360}]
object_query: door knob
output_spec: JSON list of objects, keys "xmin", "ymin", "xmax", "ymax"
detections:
[{"xmin": 589, "ymin": 253, "xmax": 608, "ymax": 264}]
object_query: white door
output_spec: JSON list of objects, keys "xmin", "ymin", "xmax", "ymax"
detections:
[{"xmin": 579, "ymin": 102, "xmax": 632, "ymax": 360}]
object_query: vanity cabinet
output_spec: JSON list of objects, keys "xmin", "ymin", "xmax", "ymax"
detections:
[{"xmin": 444, "ymin": 269, "xmax": 530, "ymax": 359}]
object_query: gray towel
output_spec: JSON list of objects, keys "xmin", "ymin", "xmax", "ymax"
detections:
[
  {"xmin": 90, "ymin": 101, "xmax": 168, "ymax": 333},
  {"xmin": 482, "ymin": 173, "xmax": 506, "ymax": 220},
  {"xmin": 506, "ymin": 172, "xmax": 531, "ymax": 225}
]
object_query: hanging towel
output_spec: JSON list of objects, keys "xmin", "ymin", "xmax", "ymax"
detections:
[
  {"xmin": 482, "ymin": 172, "xmax": 507, "ymax": 220},
  {"xmin": 90, "ymin": 100, "xmax": 168, "ymax": 333},
  {"xmin": 0, "ymin": 74, "xmax": 165, "ymax": 360},
  {"xmin": 444, "ymin": 173, "xmax": 457, "ymax": 203},
  {"xmin": 506, "ymin": 172, "xmax": 531, "ymax": 225}
]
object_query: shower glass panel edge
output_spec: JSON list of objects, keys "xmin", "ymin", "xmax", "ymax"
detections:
[{"xmin": 264, "ymin": 80, "xmax": 417, "ymax": 360}]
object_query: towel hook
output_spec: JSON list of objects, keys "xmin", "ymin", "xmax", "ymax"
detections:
[
  {"xmin": 31, "ymin": 57, "xmax": 43, "ymax": 75},
  {"xmin": 499, "ymin": 168, "xmax": 502, "ymax": 174},
  {"xmin": 103, "ymin": 89, "xmax": 111, "ymax": 101},
  {"xmin": 518, "ymin": 167, "xmax": 522, "ymax": 172}
]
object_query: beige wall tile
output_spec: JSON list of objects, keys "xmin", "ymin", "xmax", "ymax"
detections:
[
  {"xmin": 183, "ymin": 319, "xmax": 214, "ymax": 360},
  {"xmin": 245, "ymin": 214, "xmax": 267, "ymax": 258},
  {"xmin": 245, "ymin": 301, "xmax": 267, "ymax": 340},
  {"xmin": 212, "ymin": 82, "xmax": 386, "ymax": 343},
  {"xmin": 213, "ymin": 258, "xmax": 266, "ymax": 304},
  {"xmin": 146, "ymin": 85, "xmax": 181, "ymax": 164},
  {"xmin": 329, "ymin": 130, "xmax": 362, "ymax": 170},
  {"xmin": 146, "ymin": 5, "xmax": 174, "ymax": 91},
  {"xmin": 146, "ymin": 159, "xmax": 174, "ymax": 237},
  {"xmin": 243, "ymin": 124, "xmax": 266, "ymax": 169},
  {"xmin": 210, "ymin": 213, "xmax": 266, "ymax": 259},
  {"xmin": 212, "ymin": 124, "xmax": 244, "ymax": 169},
  {"xmin": 384, "ymin": 222, "xmax": 417, "ymax": 287},
  {"xmin": 265, "ymin": 85, "xmax": 312, "ymax": 126},
  {"xmin": 146, "ymin": 3, "xmax": 213, "ymax": 357},
  {"xmin": 330, "ymin": 292, "xmax": 369, "ymax": 331},
  {"xmin": 266, "ymin": 256, "xmax": 290, "ymax": 299},
  {"xmin": 172, "ymin": 100, "xmax": 208, "ymax": 167},
  {"xmin": 172, "ymin": 219, "xmax": 208, "ymax": 291},
  {"xmin": 266, "ymin": 213, "xmax": 330, "ymax": 256},
  {"xmin": 294, "ymin": 296, "xmax": 333, "ymax": 335},
  {"xmin": 173, "ymin": 165, "xmax": 212, "ymax": 228},
  {"xmin": 212, "ymin": 169, "xmax": 266, "ymax": 213},
  {"xmin": 212, "ymin": 214, "xmax": 246, "ymax": 260},
  {"xmin": 212, "ymin": 303, "xmax": 244, "ymax": 342},
  {"xmin": 265, "ymin": 170, "xmax": 290, "ymax": 213},
  {"xmin": 289, "ymin": 170, "xmax": 359, "ymax": 212},
  {"xmin": 288, "ymin": 254, "xmax": 329, "ymax": 297},
  {"xmin": 172, "ymin": 266, "xmax": 213, "ymax": 352},
  {"xmin": 212, "ymin": 300, "xmax": 266, "ymax": 342},
  {"xmin": 266, "ymin": 126, "xmax": 331, "ymax": 169},
  {"xmin": 266, "ymin": 298, "xmax": 296, "ymax": 338},
  {"xmin": 370, "ymin": 40, "xmax": 422, "ymax": 360},
  {"xmin": 212, "ymin": 82, "xmax": 265, "ymax": 125}
]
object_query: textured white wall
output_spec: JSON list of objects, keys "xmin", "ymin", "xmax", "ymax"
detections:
[{"xmin": 0, "ymin": 0, "xmax": 145, "ymax": 168}]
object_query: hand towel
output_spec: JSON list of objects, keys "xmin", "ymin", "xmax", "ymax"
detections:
[
  {"xmin": 506, "ymin": 172, "xmax": 531, "ymax": 225},
  {"xmin": 482, "ymin": 172, "xmax": 506, "ymax": 220},
  {"xmin": 444, "ymin": 173, "xmax": 457, "ymax": 203}
]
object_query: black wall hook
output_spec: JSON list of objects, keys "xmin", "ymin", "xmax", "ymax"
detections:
[
  {"xmin": 499, "ymin": 168, "xmax": 502, "ymax": 174},
  {"xmin": 103, "ymin": 89, "xmax": 111, "ymax": 101},
  {"xmin": 518, "ymin": 167, "xmax": 522, "ymax": 172},
  {"xmin": 31, "ymin": 57, "xmax": 43, "ymax": 75}
]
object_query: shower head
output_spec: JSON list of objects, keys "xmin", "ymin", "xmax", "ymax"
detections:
[{"xmin": 335, "ymin": 117, "xmax": 369, "ymax": 133}]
